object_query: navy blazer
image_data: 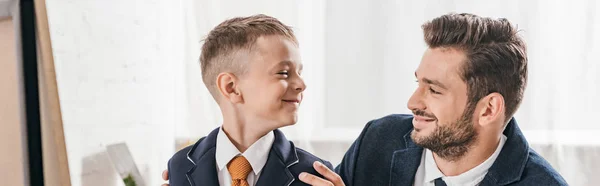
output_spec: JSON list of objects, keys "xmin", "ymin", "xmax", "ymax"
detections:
[
  {"xmin": 335, "ymin": 114, "xmax": 568, "ymax": 186},
  {"xmin": 168, "ymin": 128, "xmax": 333, "ymax": 186}
]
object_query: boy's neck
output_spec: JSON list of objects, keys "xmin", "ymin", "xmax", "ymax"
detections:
[{"xmin": 221, "ymin": 119, "xmax": 272, "ymax": 153}]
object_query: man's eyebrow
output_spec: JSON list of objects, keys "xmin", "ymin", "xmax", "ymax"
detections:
[{"xmin": 415, "ymin": 72, "xmax": 448, "ymax": 90}]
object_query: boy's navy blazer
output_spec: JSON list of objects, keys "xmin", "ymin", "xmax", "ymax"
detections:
[{"xmin": 168, "ymin": 128, "xmax": 333, "ymax": 186}]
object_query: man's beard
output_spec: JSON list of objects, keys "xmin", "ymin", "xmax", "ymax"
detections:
[{"xmin": 411, "ymin": 105, "xmax": 478, "ymax": 162}]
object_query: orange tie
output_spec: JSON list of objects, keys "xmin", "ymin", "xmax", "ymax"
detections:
[{"xmin": 227, "ymin": 156, "xmax": 253, "ymax": 186}]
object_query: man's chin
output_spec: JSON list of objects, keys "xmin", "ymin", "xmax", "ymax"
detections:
[
  {"xmin": 412, "ymin": 126, "xmax": 434, "ymax": 135},
  {"xmin": 410, "ymin": 129, "xmax": 432, "ymax": 143}
]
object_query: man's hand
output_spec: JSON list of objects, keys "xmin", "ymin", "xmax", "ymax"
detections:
[
  {"xmin": 299, "ymin": 161, "xmax": 345, "ymax": 186},
  {"xmin": 161, "ymin": 170, "xmax": 169, "ymax": 186}
]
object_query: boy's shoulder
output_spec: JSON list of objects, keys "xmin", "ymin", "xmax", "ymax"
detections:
[
  {"xmin": 167, "ymin": 136, "xmax": 208, "ymax": 186},
  {"xmin": 266, "ymin": 134, "xmax": 333, "ymax": 186},
  {"xmin": 169, "ymin": 136, "xmax": 206, "ymax": 168},
  {"xmin": 290, "ymin": 146, "xmax": 333, "ymax": 171},
  {"xmin": 269, "ymin": 129, "xmax": 334, "ymax": 172}
]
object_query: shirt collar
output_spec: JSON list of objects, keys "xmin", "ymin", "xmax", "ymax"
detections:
[
  {"xmin": 215, "ymin": 127, "xmax": 275, "ymax": 175},
  {"xmin": 424, "ymin": 135, "xmax": 507, "ymax": 185},
  {"xmin": 424, "ymin": 149, "xmax": 445, "ymax": 183}
]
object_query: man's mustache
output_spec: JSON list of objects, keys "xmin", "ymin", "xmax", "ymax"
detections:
[{"xmin": 412, "ymin": 109, "xmax": 437, "ymax": 120}]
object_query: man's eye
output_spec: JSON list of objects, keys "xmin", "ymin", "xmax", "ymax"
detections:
[
  {"xmin": 429, "ymin": 88, "xmax": 441, "ymax": 94},
  {"xmin": 277, "ymin": 71, "xmax": 289, "ymax": 76}
]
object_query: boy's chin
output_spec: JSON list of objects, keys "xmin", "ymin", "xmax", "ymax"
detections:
[{"xmin": 277, "ymin": 115, "xmax": 299, "ymax": 127}]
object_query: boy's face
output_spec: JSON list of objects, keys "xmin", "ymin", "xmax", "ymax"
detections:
[
  {"xmin": 237, "ymin": 35, "xmax": 305, "ymax": 128},
  {"xmin": 408, "ymin": 48, "xmax": 477, "ymax": 158}
]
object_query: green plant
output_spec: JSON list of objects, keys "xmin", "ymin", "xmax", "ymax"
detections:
[{"xmin": 123, "ymin": 174, "xmax": 137, "ymax": 186}]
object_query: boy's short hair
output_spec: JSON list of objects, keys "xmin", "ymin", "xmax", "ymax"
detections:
[{"xmin": 200, "ymin": 14, "xmax": 298, "ymax": 101}]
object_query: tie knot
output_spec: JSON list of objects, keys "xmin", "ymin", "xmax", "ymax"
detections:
[
  {"xmin": 434, "ymin": 177, "xmax": 447, "ymax": 186},
  {"xmin": 227, "ymin": 156, "xmax": 253, "ymax": 180}
]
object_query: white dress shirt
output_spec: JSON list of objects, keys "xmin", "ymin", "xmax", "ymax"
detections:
[
  {"xmin": 215, "ymin": 127, "xmax": 275, "ymax": 186},
  {"xmin": 413, "ymin": 135, "xmax": 507, "ymax": 186}
]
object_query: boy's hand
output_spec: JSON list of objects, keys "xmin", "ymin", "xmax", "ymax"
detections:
[
  {"xmin": 161, "ymin": 170, "xmax": 169, "ymax": 186},
  {"xmin": 299, "ymin": 161, "xmax": 345, "ymax": 186}
]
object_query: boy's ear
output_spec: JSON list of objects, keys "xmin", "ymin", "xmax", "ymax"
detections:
[{"xmin": 216, "ymin": 72, "xmax": 243, "ymax": 103}]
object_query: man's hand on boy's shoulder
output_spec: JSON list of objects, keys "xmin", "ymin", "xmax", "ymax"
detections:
[
  {"xmin": 161, "ymin": 170, "xmax": 169, "ymax": 186},
  {"xmin": 299, "ymin": 161, "xmax": 345, "ymax": 186}
]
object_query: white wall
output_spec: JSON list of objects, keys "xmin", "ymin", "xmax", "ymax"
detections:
[
  {"xmin": 46, "ymin": 0, "xmax": 185, "ymax": 185},
  {"xmin": 43, "ymin": 0, "xmax": 600, "ymax": 185}
]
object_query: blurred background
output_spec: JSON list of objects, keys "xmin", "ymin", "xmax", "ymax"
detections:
[{"xmin": 4, "ymin": 0, "xmax": 598, "ymax": 185}]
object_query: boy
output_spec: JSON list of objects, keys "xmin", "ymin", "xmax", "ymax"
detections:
[{"xmin": 167, "ymin": 14, "xmax": 333, "ymax": 186}]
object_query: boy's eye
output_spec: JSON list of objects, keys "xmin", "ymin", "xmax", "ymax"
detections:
[{"xmin": 429, "ymin": 87, "xmax": 441, "ymax": 94}]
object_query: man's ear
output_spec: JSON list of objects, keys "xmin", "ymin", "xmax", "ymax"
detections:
[
  {"xmin": 477, "ymin": 92, "xmax": 505, "ymax": 128},
  {"xmin": 216, "ymin": 72, "xmax": 243, "ymax": 103}
]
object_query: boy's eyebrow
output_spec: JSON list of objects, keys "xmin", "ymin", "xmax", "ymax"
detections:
[
  {"xmin": 279, "ymin": 61, "xmax": 292, "ymax": 66},
  {"xmin": 415, "ymin": 72, "xmax": 448, "ymax": 90},
  {"xmin": 275, "ymin": 60, "xmax": 302, "ymax": 70}
]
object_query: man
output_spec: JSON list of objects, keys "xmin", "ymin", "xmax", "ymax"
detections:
[
  {"xmin": 163, "ymin": 13, "xmax": 568, "ymax": 186},
  {"xmin": 297, "ymin": 13, "xmax": 567, "ymax": 186}
]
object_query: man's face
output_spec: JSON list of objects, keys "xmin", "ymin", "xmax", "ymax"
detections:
[{"xmin": 407, "ymin": 47, "xmax": 477, "ymax": 160}]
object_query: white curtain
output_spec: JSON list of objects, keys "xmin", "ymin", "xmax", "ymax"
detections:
[{"xmin": 182, "ymin": 0, "xmax": 600, "ymax": 185}]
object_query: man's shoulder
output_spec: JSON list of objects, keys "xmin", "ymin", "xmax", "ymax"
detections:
[
  {"xmin": 371, "ymin": 113, "xmax": 414, "ymax": 126},
  {"xmin": 512, "ymin": 149, "xmax": 568, "ymax": 185},
  {"xmin": 333, "ymin": 114, "xmax": 416, "ymax": 186},
  {"xmin": 360, "ymin": 114, "xmax": 414, "ymax": 140}
]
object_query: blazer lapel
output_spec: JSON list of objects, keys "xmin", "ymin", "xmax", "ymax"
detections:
[
  {"xmin": 185, "ymin": 128, "xmax": 220, "ymax": 186},
  {"xmin": 256, "ymin": 129, "xmax": 297, "ymax": 186},
  {"xmin": 389, "ymin": 130, "xmax": 424, "ymax": 186},
  {"xmin": 256, "ymin": 150, "xmax": 297, "ymax": 186},
  {"xmin": 186, "ymin": 149, "xmax": 219, "ymax": 186},
  {"xmin": 481, "ymin": 118, "xmax": 529, "ymax": 186},
  {"xmin": 389, "ymin": 148, "xmax": 423, "ymax": 186}
]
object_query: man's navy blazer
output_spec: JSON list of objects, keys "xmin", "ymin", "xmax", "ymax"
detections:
[{"xmin": 334, "ymin": 114, "xmax": 568, "ymax": 186}]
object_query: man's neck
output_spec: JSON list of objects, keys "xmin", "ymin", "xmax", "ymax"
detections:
[
  {"xmin": 432, "ymin": 135, "xmax": 501, "ymax": 176},
  {"xmin": 221, "ymin": 117, "xmax": 272, "ymax": 153}
]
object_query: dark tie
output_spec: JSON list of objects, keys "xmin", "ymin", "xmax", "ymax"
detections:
[{"xmin": 434, "ymin": 177, "xmax": 447, "ymax": 186}]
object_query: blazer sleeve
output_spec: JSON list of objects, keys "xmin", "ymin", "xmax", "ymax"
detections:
[{"xmin": 334, "ymin": 120, "xmax": 375, "ymax": 186}]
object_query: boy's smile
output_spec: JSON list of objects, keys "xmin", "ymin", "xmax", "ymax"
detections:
[{"xmin": 282, "ymin": 98, "xmax": 301, "ymax": 108}]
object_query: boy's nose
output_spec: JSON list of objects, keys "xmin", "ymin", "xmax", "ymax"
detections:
[{"xmin": 294, "ymin": 77, "xmax": 306, "ymax": 92}]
